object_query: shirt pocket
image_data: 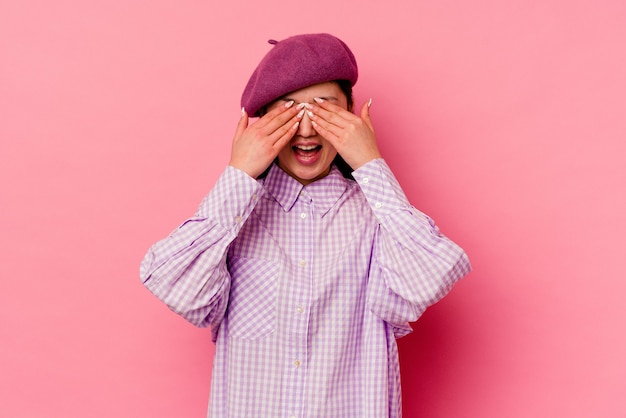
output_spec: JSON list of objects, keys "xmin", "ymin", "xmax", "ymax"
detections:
[{"xmin": 226, "ymin": 256, "xmax": 279, "ymax": 340}]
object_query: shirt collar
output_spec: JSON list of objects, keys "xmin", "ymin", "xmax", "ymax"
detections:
[{"xmin": 263, "ymin": 163, "xmax": 349, "ymax": 217}]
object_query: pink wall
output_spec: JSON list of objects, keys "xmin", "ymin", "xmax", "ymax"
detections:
[{"xmin": 2, "ymin": 1, "xmax": 625, "ymax": 416}]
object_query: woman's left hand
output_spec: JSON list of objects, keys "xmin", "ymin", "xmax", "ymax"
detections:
[{"xmin": 308, "ymin": 98, "xmax": 382, "ymax": 170}]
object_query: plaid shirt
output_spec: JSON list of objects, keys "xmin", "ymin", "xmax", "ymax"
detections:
[{"xmin": 141, "ymin": 159, "xmax": 471, "ymax": 417}]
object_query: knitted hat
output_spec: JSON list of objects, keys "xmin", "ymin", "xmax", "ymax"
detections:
[{"xmin": 241, "ymin": 33, "xmax": 358, "ymax": 116}]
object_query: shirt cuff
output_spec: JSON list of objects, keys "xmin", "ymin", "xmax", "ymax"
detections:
[
  {"xmin": 194, "ymin": 165, "xmax": 264, "ymax": 233},
  {"xmin": 352, "ymin": 159, "xmax": 412, "ymax": 219}
]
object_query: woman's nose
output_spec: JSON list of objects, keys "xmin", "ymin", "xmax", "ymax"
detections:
[{"xmin": 297, "ymin": 110, "xmax": 315, "ymax": 137}]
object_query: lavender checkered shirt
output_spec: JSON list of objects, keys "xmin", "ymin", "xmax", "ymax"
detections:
[{"xmin": 140, "ymin": 159, "xmax": 470, "ymax": 418}]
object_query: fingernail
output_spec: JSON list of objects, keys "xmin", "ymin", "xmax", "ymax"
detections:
[
  {"xmin": 297, "ymin": 109, "xmax": 305, "ymax": 118},
  {"xmin": 297, "ymin": 102, "xmax": 307, "ymax": 109},
  {"xmin": 306, "ymin": 110, "xmax": 314, "ymax": 119},
  {"xmin": 368, "ymin": 98, "xmax": 372, "ymax": 108},
  {"xmin": 285, "ymin": 100, "xmax": 295, "ymax": 108},
  {"xmin": 313, "ymin": 97, "xmax": 323, "ymax": 104},
  {"xmin": 292, "ymin": 121, "xmax": 300, "ymax": 130},
  {"xmin": 241, "ymin": 107, "xmax": 246, "ymax": 116}
]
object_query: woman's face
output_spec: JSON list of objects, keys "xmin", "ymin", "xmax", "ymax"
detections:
[{"xmin": 267, "ymin": 81, "xmax": 347, "ymax": 186}]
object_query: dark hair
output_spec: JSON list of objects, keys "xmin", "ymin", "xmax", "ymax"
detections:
[
  {"xmin": 329, "ymin": 80, "xmax": 354, "ymax": 179},
  {"xmin": 334, "ymin": 79, "xmax": 354, "ymax": 112},
  {"xmin": 258, "ymin": 79, "xmax": 356, "ymax": 180}
]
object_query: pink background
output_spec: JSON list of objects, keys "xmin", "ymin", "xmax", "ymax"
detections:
[{"xmin": 2, "ymin": 1, "xmax": 625, "ymax": 416}]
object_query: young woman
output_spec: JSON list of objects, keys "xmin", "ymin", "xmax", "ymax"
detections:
[{"xmin": 141, "ymin": 33, "xmax": 470, "ymax": 417}]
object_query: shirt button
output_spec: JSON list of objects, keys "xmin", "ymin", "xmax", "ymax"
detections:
[
  {"xmin": 294, "ymin": 360, "xmax": 301, "ymax": 367},
  {"xmin": 362, "ymin": 177, "xmax": 369, "ymax": 183},
  {"xmin": 300, "ymin": 212, "xmax": 307, "ymax": 219},
  {"xmin": 299, "ymin": 260, "xmax": 307, "ymax": 267},
  {"xmin": 374, "ymin": 202, "xmax": 382, "ymax": 209},
  {"xmin": 296, "ymin": 306, "xmax": 304, "ymax": 314},
  {"xmin": 234, "ymin": 215, "xmax": 242, "ymax": 223}
]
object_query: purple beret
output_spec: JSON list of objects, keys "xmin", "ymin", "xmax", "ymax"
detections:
[{"xmin": 241, "ymin": 33, "xmax": 358, "ymax": 117}]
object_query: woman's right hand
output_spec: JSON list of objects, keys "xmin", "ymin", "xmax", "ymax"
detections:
[{"xmin": 229, "ymin": 101, "xmax": 303, "ymax": 178}]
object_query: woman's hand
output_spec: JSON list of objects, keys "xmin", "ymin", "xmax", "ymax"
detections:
[
  {"xmin": 308, "ymin": 98, "xmax": 381, "ymax": 170},
  {"xmin": 229, "ymin": 101, "xmax": 303, "ymax": 178}
]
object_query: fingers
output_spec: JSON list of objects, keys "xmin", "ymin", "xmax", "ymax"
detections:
[
  {"xmin": 310, "ymin": 97, "xmax": 375, "ymax": 133},
  {"xmin": 310, "ymin": 97, "xmax": 356, "ymax": 127},
  {"xmin": 360, "ymin": 98, "xmax": 375, "ymax": 132},
  {"xmin": 308, "ymin": 98, "xmax": 360, "ymax": 144},
  {"xmin": 269, "ymin": 112, "xmax": 301, "ymax": 147},
  {"xmin": 229, "ymin": 103, "xmax": 301, "ymax": 178},
  {"xmin": 254, "ymin": 100, "xmax": 304, "ymax": 143},
  {"xmin": 233, "ymin": 107, "xmax": 249, "ymax": 141},
  {"xmin": 309, "ymin": 97, "xmax": 380, "ymax": 170},
  {"xmin": 256, "ymin": 100, "xmax": 298, "ymax": 128},
  {"xmin": 273, "ymin": 119, "xmax": 300, "ymax": 150},
  {"xmin": 267, "ymin": 103, "xmax": 305, "ymax": 146}
]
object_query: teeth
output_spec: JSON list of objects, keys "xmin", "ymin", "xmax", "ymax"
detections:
[{"xmin": 295, "ymin": 145, "xmax": 318, "ymax": 151}]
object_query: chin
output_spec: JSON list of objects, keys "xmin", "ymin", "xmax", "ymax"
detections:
[
  {"xmin": 295, "ymin": 169, "xmax": 327, "ymax": 183},
  {"xmin": 281, "ymin": 163, "xmax": 330, "ymax": 185}
]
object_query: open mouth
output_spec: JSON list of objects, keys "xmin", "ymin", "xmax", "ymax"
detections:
[
  {"xmin": 293, "ymin": 144, "xmax": 321, "ymax": 155},
  {"xmin": 292, "ymin": 143, "xmax": 322, "ymax": 164}
]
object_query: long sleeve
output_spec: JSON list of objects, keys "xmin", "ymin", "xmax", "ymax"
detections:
[
  {"xmin": 139, "ymin": 166, "xmax": 264, "ymax": 332},
  {"xmin": 352, "ymin": 159, "xmax": 471, "ymax": 337}
]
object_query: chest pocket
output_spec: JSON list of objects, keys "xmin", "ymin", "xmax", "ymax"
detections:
[{"xmin": 226, "ymin": 256, "xmax": 279, "ymax": 340}]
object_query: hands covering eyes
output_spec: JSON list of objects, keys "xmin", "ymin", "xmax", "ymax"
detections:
[
  {"xmin": 305, "ymin": 97, "xmax": 381, "ymax": 171},
  {"xmin": 229, "ymin": 97, "xmax": 381, "ymax": 179},
  {"xmin": 229, "ymin": 100, "xmax": 302, "ymax": 179}
]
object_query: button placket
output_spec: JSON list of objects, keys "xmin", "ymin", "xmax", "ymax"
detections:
[{"xmin": 282, "ymin": 190, "xmax": 312, "ymax": 416}]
